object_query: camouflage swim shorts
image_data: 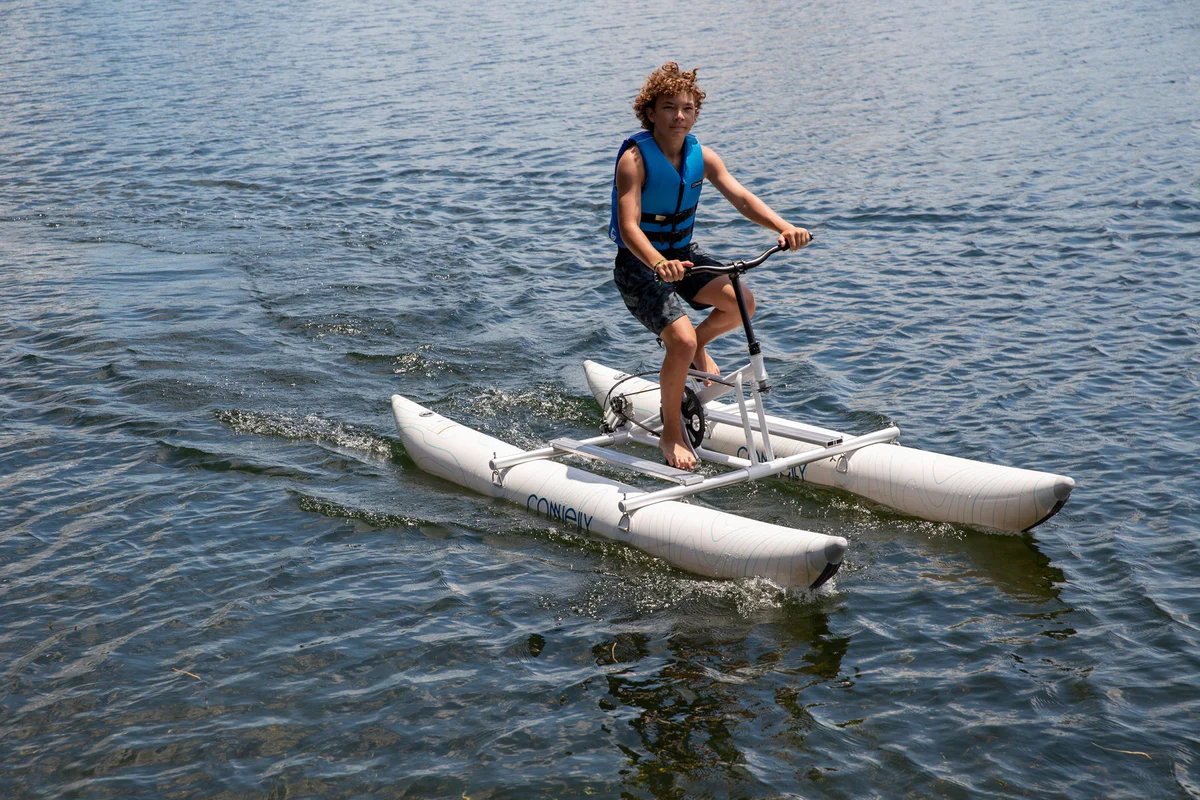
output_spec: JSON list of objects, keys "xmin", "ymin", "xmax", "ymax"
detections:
[{"xmin": 613, "ymin": 243, "xmax": 725, "ymax": 335}]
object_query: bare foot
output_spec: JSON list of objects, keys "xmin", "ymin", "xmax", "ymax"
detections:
[
  {"xmin": 660, "ymin": 435, "xmax": 696, "ymax": 471},
  {"xmin": 690, "ymin": 347, "xmax": 720, "ymax": 386}
]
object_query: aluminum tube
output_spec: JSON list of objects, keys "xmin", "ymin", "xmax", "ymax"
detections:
[
  {"xmin": 753, "ymin": 386, "xmax": 775, "ymax": 461},
  {"xmin": 751, "ymin": 351, "xmax": 770, "ymax": 392},
  {"xmin": 490, "ymin": 430, "xmax": 630, "ymax": 471},
  {"xmin": 734, "ymin": 374, "xmax": 756, "ymax": 459},
  {"xmin": 619, "ymin": 426, "xmax": 901, "ymax": 513}
]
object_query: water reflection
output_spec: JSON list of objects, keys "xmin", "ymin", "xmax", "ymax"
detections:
[
  {"xmin": 596, "ymin": 600, "xmax": 848, "ymax": 797},
  {"xmin": 890, "ymin": 521, "xmax": 1068, "ymax": 608}
]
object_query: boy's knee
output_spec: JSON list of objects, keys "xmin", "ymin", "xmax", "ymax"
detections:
[
  {"xmin": 674, "ymin": 329, "xmax": 699, "ymax": 352},
  {"xmin": 661, "ymin": 320, "xmax": 697, "ymax": 352}
]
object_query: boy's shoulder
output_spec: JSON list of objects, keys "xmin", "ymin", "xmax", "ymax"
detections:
[{"xmin": 618, "ymin": 143, "xmax": 645, "ymax": 170}]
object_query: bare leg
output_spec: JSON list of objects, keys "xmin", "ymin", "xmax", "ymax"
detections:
[
  {"xmin": 689, "ymin": 349, "xmax": 720, "ymax": 387},
  {"xmin": 658, "ymin": 315, "xmax": 698, "ymax": 470},
  {"xmin": 692, "ymin": 276, "xmax": 756, "ymax": 378}
]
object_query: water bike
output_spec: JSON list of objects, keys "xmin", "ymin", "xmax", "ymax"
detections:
[{"xmin": 391, "ymin": 244, "xmax": 1074, "ymax": 590}]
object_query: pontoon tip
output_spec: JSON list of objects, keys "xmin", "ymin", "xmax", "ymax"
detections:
[
  {"xmin": 824, "ymin": 536, "xmax": 848, "ymax": 565},
  {"xmin": 1054, "ymin": 476, "xmax": 1075, "ymax": 501}
]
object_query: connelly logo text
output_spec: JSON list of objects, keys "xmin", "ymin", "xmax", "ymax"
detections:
[
  {"xmin": 737, "ymin": 446, "xmax": 808, "ymax": 480},
  {"xmin": 526, "ymin": 493, "xmax": 594, "ymax": 531}
]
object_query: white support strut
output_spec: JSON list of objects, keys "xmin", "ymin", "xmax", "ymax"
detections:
[
  {"xmin": 619, "ymin": 425, "xmax": 902, "ymax": 514},
  {"xmin": 490, "ymin": 430, "xmax": 632, "ymax": 472}
]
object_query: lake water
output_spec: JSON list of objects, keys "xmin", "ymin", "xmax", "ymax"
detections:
[{"xmin": 2, "ymin": 0, "xmax": 1198, "ymax": 796}]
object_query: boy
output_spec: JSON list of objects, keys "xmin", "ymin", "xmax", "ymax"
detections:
[{"xmin": 609, "ymin": 62, "xmax": 811, "ymax": 469}]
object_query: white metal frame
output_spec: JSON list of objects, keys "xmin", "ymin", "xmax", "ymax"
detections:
[
  {"xmin": 488, "ymin": 244, "xmax": 901, "ymax": 520},
  {"xmin": 489, "ymin": 358, "xmax": 900, "ymax": 519}
]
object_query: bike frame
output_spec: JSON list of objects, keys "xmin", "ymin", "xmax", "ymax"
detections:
[{"xmin": 488, "ymin": 241, "xmax": 902, "ymax": 519}]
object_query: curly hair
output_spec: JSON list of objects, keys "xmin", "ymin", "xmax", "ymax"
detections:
[{"xmin": 633, "ymin": 62, "xmax": 706, "ymax": 131}]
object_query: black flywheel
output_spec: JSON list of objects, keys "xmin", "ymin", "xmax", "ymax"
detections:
[{"xmin": 681, "ymin": 386, "xmax": 706, "ymax": 449}]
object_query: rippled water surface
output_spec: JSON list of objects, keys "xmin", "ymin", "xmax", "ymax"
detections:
[{"xmin": 3, "ymin": 0, "xmax": 1199, "ymax": 796}]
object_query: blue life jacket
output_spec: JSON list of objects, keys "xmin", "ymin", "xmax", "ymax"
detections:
[{"xmin": 608, "ymin": 130, "xmax": 704, "ymax": 251}]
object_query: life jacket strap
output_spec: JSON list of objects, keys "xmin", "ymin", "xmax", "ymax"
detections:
[
  {"xmin": 642, "ymin": 224, "xmax": 695, "ymax": 246},
  {"xmin": 640, "ymin": 204, "xmax": 698, "ymax": 226}
]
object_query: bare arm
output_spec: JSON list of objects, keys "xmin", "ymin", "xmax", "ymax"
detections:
[
  {"xmin": 702, "ymin": 146, "xmax": 811, "ymax": 250},
  {"xmin": 616, "ymin": 147, "xmax": 692, "ymax": 282}
]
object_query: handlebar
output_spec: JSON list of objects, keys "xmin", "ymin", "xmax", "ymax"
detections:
[{"xmin": 685, "ymin": 238, "xmax": 808, "ymax": 276}]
